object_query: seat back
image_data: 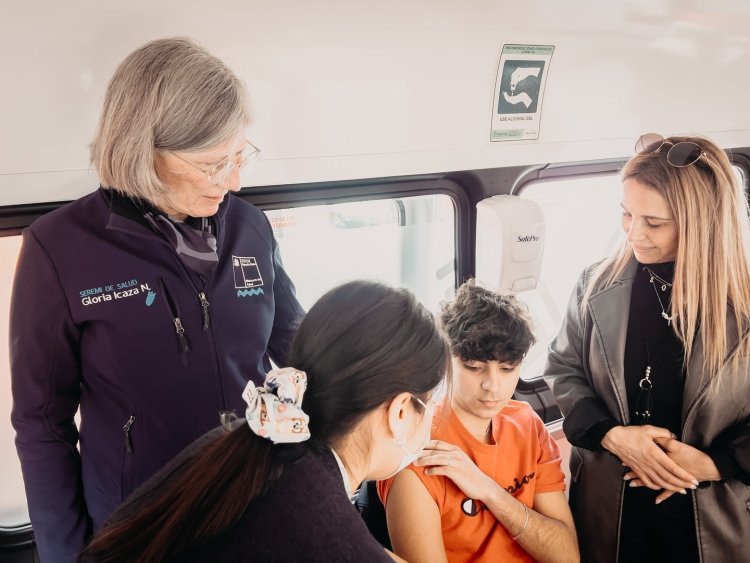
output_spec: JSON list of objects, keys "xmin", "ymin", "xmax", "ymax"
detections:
[{"xmin": 354, "ymin": 480, "xmax": 392, "ymax": 550}]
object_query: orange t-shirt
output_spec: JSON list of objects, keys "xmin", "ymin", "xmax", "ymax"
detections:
[{"xmin": 379, "ymin": 401, "xmax": 565, "ymax": 562}]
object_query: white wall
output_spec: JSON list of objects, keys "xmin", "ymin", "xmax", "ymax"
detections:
[{"xmin": 1, "ymin": 0, "xmax": 749, "ymax": 205}]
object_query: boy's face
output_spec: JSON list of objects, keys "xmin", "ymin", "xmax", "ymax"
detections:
[{"xmin": 450, "ymin": 356, "xmax": 521, "ymax": 421}]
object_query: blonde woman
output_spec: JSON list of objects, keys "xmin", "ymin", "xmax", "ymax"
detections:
[
  {"xmin": 545, "ymin": 134, "xmax": 750, "ymax": 563},
  {"xmin": 10, "ymin": 38, "xmax": 304, "ymax": 562}
]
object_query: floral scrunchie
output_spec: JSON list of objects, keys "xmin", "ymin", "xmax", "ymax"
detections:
[{"xmin": 243, "ymin": 368, "xmax": 311, "ymax": 444}]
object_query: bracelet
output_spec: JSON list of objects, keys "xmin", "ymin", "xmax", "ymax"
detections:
[{"xmin": 512, "ymin": 503, "xmax": 529, "ymax": 541}]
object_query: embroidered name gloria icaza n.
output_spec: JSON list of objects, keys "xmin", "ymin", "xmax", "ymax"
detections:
[{"xmin": 78, "ymin": 279, "xmax": 153, "ymax": 306}]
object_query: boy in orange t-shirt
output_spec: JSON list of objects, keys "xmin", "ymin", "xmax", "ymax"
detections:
[{"xmin": 379, "ymin": 282, "xmax": 578, "ymax": 562}]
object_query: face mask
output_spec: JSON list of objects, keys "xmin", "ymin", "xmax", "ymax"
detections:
[
  {"xmin": 385, "ymin": 396, "xmax": 433, "ymax": 478},
  {"xmin": 393, "ymin": 428, "xmax": 431, "ymax": 473}
]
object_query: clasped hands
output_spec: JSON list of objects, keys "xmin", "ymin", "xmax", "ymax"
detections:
[{"xmin": 601, "ymin": 425, "xmax": 721, "ymax": 504}]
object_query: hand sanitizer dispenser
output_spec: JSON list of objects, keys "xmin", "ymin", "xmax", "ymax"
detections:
[{"xmin": 475, "ymin": 195, "xmax": 544, "ymax": 294}]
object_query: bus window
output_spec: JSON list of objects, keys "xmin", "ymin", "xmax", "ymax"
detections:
[
  {"xmin": 517, "ymin": 174, "xmax": 623, "ymax": 381},
  {"xmin": 264, "ymin": 194, "xmax": 456, "ymax": 312}
]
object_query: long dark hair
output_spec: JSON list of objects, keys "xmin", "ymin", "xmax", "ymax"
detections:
[{"xmin": 81, "ymin": 280, "xmax": 449, "ymax": 562}]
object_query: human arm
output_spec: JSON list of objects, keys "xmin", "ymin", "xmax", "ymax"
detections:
[
  {"xmin": 543, "ymin": 269, "xmax": 619, "ymax": 451},
  {"xmin": 386, "ymin": 546, "xmax": 414, "ymax": 562},
  {"xmin": 704, "ymin": 415, "xmax": 750, "ymax": 484},
  {"xmin": 608, "ymin": 409, "xmax": 750, "ymax": 501},
  {"xmin": 417, "ymin": 441, "xmax": 579, "ymax": 563},
  {"xmin": 266, "ymin": 240, "xmax": 305, "ymax": 366},
  {"xmin": 528, "ymin": 492, "xmax": 579, "ymax": 562},
  {"xmin": 647, "ymin": 415, "xmax": 750, "ymax": 502},
  {"xmin": 545, "ymin": 269, "xmax": 698, "ymax": 491},
  {"xmin": 384, "ymin": 469, "xmax": 448, "ymax": 563},
  {"xmin": 601, "ymin": 426, "xmax": 699, "ymax": 492},
  {"xmin": 624, "ymin": 436, "xmax": 736, "ymax": 503},
  {"xmin": 9, "ymin": 229, "xmax": 90, "ymax": 562}
]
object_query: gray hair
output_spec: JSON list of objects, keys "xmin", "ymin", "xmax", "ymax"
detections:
[{"xmin": 90, "ymin": 37, "xmax": 250, "ymax": 203}]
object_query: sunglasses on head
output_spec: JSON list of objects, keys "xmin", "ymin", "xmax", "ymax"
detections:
[{"xmin": 634, "ymin": 133, "xmax": 709, "ymax": 168}]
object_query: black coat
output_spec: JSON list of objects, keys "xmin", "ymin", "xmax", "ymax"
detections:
[{"xmin": 545, "ymin": 260, "xmax": 750, "ymax": 563}]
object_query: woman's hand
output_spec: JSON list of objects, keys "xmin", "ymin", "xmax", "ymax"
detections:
[
  {"xmin": 601, "ymin": 425, "xmax": 699, "ymax": 491},
  {"xmin": 624, "ymin": 437, "xmax": 721, "ymax": 503},
  {"xmin": 414, "ymin": 440, "xmax": 499, "ymax": 503},
  {"xmin": 654, "ymin": 437, "xmax": 721, "ymax": 481}
]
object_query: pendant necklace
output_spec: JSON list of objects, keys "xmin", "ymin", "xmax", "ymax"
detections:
[
  {"xmin": 634, "ymin": 266, "xmax": 675, "ymax": 425},
  {"xmin": 643, "ymin": 266, "xmax": 677, "ymax": 326}
]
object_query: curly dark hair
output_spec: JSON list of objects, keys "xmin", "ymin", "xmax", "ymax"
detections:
[{"xmin": 439, "ymin": 280, "xmax": 536, "ymax": 365}]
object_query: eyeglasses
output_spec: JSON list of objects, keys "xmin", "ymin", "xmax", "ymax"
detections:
[
  {"xmin": 634, "ymin": 133, "xmax": 709, "ymax": 168},
  {"xmin": 170, "ymin": 139, "xmax": 261, "ymax": 185}
]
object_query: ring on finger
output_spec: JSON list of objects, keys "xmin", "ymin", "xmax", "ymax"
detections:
[{"xmin": 447, "ymin": 457, "xmax": 452, "ymax": 469}]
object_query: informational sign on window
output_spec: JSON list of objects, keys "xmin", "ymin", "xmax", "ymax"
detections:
[{"xmin": 490, "ymin": 44, "xmax": 554, "ymax": 142}]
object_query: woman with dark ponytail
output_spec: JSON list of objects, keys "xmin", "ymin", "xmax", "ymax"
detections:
[{"xmin": 81, "ymin": 280, "xmax": 450, "ymax": 562}]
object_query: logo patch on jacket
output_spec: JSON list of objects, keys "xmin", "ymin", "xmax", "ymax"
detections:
[{"xmin": 233, "ymin": 256, "xmax": 264, "ymax": 297}]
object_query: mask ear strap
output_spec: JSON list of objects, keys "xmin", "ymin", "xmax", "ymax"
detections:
[{"xmin": 387, "ymin": 392, "xmax": 415, "ymax": 447}]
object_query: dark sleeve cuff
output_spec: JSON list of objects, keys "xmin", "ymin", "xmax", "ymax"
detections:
[
  {"xmin": 704, "ymin": 419, "xmax": 750, "ymax": 485},
  {"xmin": 705, "ymin": 445, "xmax": 745, "ymax": 484},
  {"xmin": 561, "ymin": 396, "xmax": 619, "ymax": 451},
  {"xmin": 587, "ymin": 419, "xmax": 619, "ymax": 450},
  {"xmin": 705, "ymin": 446, "xmax": 738, "ymax": 480}
]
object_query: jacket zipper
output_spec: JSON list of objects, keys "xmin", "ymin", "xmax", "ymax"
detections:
[
  {"xmin": 108, "ymin": 212, "xmax": 215, "ymax": 333},
  {"xmin": 174, "ymin": 318, "xmax": 190, "ymax": 353},
  {"xmin": 199, "ymin": 291, "xmax": 210, "ymax": 331},
  {"xmin": 159, "ymin": 278, "xmax": 190, "ymax": 365},
  {"xmin": 119, "ymin": 214, "xmax": 224, "ymax": 400},
  {"xmin": 123, "ymin": 415, "xmax": 135, "ymax": 453}
]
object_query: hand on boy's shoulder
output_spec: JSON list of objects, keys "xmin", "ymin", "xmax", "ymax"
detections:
[{"xmin": 414, "ymin": 439, "xmax": 500, "ymax": 504}]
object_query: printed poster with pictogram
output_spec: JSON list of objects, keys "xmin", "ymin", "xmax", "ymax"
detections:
[{"xmin": 490, "ymin": 44, "xmax": 554, "ymax": 142}]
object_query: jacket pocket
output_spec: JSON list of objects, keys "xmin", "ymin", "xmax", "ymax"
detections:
[
  {"xmin": 158, "ymin": 277, "xmax": 190, "ymax": 366},
  {"xmin": 120, "ymin": 414, "xmax": 136, "ymax": 501}
]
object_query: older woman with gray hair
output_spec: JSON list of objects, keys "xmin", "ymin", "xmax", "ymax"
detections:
[{"xmin": 10, "ymin": 37, "xmax": 304, "ymax": 562}]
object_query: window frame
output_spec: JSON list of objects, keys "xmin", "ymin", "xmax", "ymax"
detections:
[{"xmin": 235, "ymin": 175, "xmax": 472, "ymax": 288}]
